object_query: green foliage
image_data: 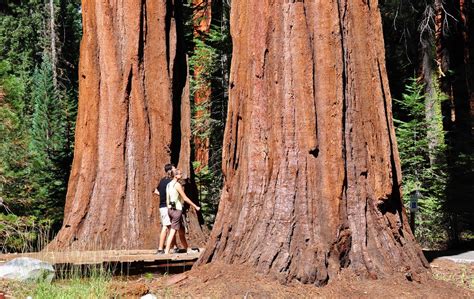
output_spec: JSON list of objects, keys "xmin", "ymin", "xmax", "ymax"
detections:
[
  {"xmin": 32, "ymin": 276, "xmax": 110, "ymax": 299},
  {"xmin": 192, "ymin": 161, "xmax": 221, "ymax": 225},
  {"xmin": 186, "ymin": 1, "xmax": 231, "ymax": 226},
  {"xmin": 395, "ymin": 77, "xmax": 449, "ymax": 247},
  {"xmin": 189, "ymin": 25, "xmax": 226, "ymax": 140},
  {"xmin": 0, "ymin": 0, "xmax": 45, "ymax": 76},
  {"xmin": 4, "ymin": 271, "xmax": 112, "ymax": 299},
  {"xmin": 28, "ymin": 56, "xmax": 71, "ymax": 223},
  {"xmin": 0, "ymin": 213, "xmax": 52, "ymax": 253},
  {"xmin": 0, "ymin": 0, "xmax": 81, "ymax": 246},
  {"xmin": 0, "ymin": 61, "xmax": 32, "ymax": 213}
]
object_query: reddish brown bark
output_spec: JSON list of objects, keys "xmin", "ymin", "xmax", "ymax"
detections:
[
  {"xmin": 192, "ymin": 0, "xmax": 212, "ymax": 171},
  {"xmin": 180, "ymin": 56, "xmax": 209, "ymax": 247},
  {"xmin": 196, "ymin": 0, "xmax": 429, "ymax": 285},
  {"xmin": 48, "ymin": 0, "xmax": 206, "ymax": 251}
]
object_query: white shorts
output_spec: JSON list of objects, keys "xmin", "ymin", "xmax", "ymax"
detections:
[{"xmin": 159, "ymin": 207, "xmax": 171, "ymax": 226}]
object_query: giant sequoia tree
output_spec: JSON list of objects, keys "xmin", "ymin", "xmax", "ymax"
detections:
[
  {"xmin": 48, "ymin": 0, "xmax": 206, "ymax": 250},
  {"xmin": 196, "ymin": 0, "xmax": 429, "ymax": 285}
]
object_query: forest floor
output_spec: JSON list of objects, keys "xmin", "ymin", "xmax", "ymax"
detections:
[
  {"xmin": 109, "ymin": 258, "xmax": 473, "ymax": 298},
  {"xmin": 1, "ymin": 254, "xmax": 472, "ymax": 298}
]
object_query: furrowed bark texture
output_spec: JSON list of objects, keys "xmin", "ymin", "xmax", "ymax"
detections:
[
  {"xmin": 196, "ymin": 0, "xmax": 429, "ymax": 285},
  {"xmin": 48, "ymin": 0, "xmax": 205, "ymax": 250}
]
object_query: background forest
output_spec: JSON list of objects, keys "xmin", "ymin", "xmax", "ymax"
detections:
[{"xmin": 0, "ymin": 0, "xmax": 472, "ymax": 252}]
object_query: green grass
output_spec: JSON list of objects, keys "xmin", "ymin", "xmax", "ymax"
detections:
[
  {"xmin": 1, "ymin": 265, "xmax": 114, "ymax": 299},
  {"xmin": 32, "ymin": 276, "xmax": 110, "ymax": 299},
  {"xmin": 433, "ymin": 264, "xmax": 474, "ymax": 290}
]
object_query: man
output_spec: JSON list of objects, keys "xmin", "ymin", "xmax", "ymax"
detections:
[{"xmin": 154, "ymin": 163, "xmax": 175, "ymax": 254}]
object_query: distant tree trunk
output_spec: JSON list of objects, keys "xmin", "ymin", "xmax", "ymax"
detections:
[
  {"xmin": 180, "ymin": 55, "xmax": 209, "ymax": 247},
  {"xmin": 49, "ymin": 0, "xmax": 58, "ymax": 91},
  {"xmin": 443, "ymin": 0, "xmax": 474, "ymax": 245},
  {"xmin": 459, "ymin": 0, "xmax": 474, "ymax": 135},
  {"xmin": 420, "ymin": 1, "xmax": 445, "ymax": 166},
  {"xmin": 192, "ymin": 0, "xmax": 212, "ymax": 171},
  {"xmin": 48, "ymin": 0, "xmax": 206, "ymax": 251},
  {"xmin": 459, "ymin": 0, "xmax": 474, "ymax": 134},
  {"xmin": 196, "ymin": 0, "xmax": 429, "ymax": 285},
  {"xmin": 434, "ymin": 0, "xmax": 449, "ymax": 78}
]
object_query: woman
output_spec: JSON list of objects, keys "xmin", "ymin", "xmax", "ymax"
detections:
[{"xmin": 164, "ymin": 169, "xmax": 200, "ymax": 254}]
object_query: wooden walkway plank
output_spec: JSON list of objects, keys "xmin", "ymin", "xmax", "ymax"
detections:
[{"xmin": 0, "ymin": 249, "xmax": 203, "ymax": 266}]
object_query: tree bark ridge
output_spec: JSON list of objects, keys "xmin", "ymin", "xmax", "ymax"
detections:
[
  {"xmin": 48, "ymin": 0, "xmax": 205, "ymax": 251},
  {"xmin": 196, "ymin": 0, "xmax": 428, "ymax": 285}
]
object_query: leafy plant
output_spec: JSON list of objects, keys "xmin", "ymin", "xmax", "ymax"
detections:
[
  {"xmin": 394, "ymin": 77, "xmax": 449, "ymax": 248},
  {"xmin": 186, "ymin": 1, "xmax": 231, "ymax": 226}
]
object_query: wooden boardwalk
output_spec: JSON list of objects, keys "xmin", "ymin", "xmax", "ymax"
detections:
[{"xmin": 0, "ymin": 249, "xmax": 203, "ymax": 266}]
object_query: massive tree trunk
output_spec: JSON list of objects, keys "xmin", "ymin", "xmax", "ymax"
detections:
[
  {"xmin": 48, "ymin": 0, "xmax": 206, "ymax": 251},
  {"xmin": 196, "ymin": 0, "xmax": 429, "ymax": 285}
]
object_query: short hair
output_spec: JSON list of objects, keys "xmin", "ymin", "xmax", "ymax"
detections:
[
  {"xmin": 164, "ymin": 163, "xmax": 175, "ymax": 173},
  {"xmin": 170, "ymin": 168, "xmax": 181, "ymax": 178}
]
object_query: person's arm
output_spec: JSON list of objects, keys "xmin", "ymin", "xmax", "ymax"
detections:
[
  {"xmin": 176, "ymin": 183, "xmax": 200, "ymax": 211},
  {"xmin": 154, "ymin": 188, "xmax": 160, "ymax": 195}
]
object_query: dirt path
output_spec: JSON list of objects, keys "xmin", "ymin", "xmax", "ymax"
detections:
[
  {"xmin": 1, "ymin": 251, "xmax": 472, "ymax": 297},
  {"xmin": 110, "ymin": 259, "xmax": 473, "ymax": 298},
  {"xmin": 437, "ymin": 251, "xmax": 474, "ymax": 264}
]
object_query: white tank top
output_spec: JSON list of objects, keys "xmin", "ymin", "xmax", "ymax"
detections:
[{"xmin": 166, "ymin": 181, "xmax": 184, "ymax": 211}]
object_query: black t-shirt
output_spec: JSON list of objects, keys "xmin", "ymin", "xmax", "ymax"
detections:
[{"xmin": 157, "ymin": 178, "xmax": 172, "ymax": 208}]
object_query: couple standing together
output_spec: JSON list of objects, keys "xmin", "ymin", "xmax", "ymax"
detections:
[{"xmin": 154, "ymin": 164, "xmax": 200, "ymax": 254}]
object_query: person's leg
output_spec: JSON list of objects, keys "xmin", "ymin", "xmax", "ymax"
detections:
[
  {"xmin": 165, "ymin": 228, "xmax": 176, "ymax": 254},
  {"xmin": 177, "ymin": 226, "xmax": 188, "ymax": 249},
  {"xmin": 158, "ymin": 225, "xmax": 169, "ymax": 250},
  {"xmin": 171, "ymin": 233, "xmax": 177, "ymax": 249},
  {"xmin": 158, "ymin": 207, "xmax": 172, "ymax": 252},
  {"xmin": 166, "ymin": 208, "xmax": 180, "ymax": 253}
]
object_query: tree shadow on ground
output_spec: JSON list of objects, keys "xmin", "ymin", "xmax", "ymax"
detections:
[{"xmin": 423, "ymin": 239, "xmax": 474, "ymax": 262}]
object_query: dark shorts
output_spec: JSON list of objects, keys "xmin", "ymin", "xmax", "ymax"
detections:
[{"xmin": 168, "ymin": 208, "xmax": 183, "ymax": 230}]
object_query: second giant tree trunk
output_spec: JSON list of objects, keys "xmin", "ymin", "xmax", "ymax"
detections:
[
  {"xmin": 48, "ymin": 0, "xmax": 206, "ymax": 250},
  {"xmin": 196, "ymin": 0, "xmax": 429, "ymax": 285}
]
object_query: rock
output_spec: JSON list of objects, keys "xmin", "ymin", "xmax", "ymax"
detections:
[
  {"xmin": 0, "ymin": 257, "xmax": 54, "ymax": 283},
  {"xmin": 140, "ymin": 294, "xmax": 157, "ymax": 299}
]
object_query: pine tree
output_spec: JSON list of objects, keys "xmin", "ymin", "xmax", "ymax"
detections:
[
  {"xmin": 394, "ymin": 77, "xmax": 448, "ymax": 247},
  {"xmin": 187, "ymin": 0, "xmax": 231, "ymax": 225},
  {"xmin": 1, "ymin": 0, "xmax": 81, "ymax": 238},
  {"xmin": 29, "ymin": 56, "xmax": 68, "ymax": 224},
  {"xmin": 0, "ymin": 61, "xmax": 30, "ymax": 209}
]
